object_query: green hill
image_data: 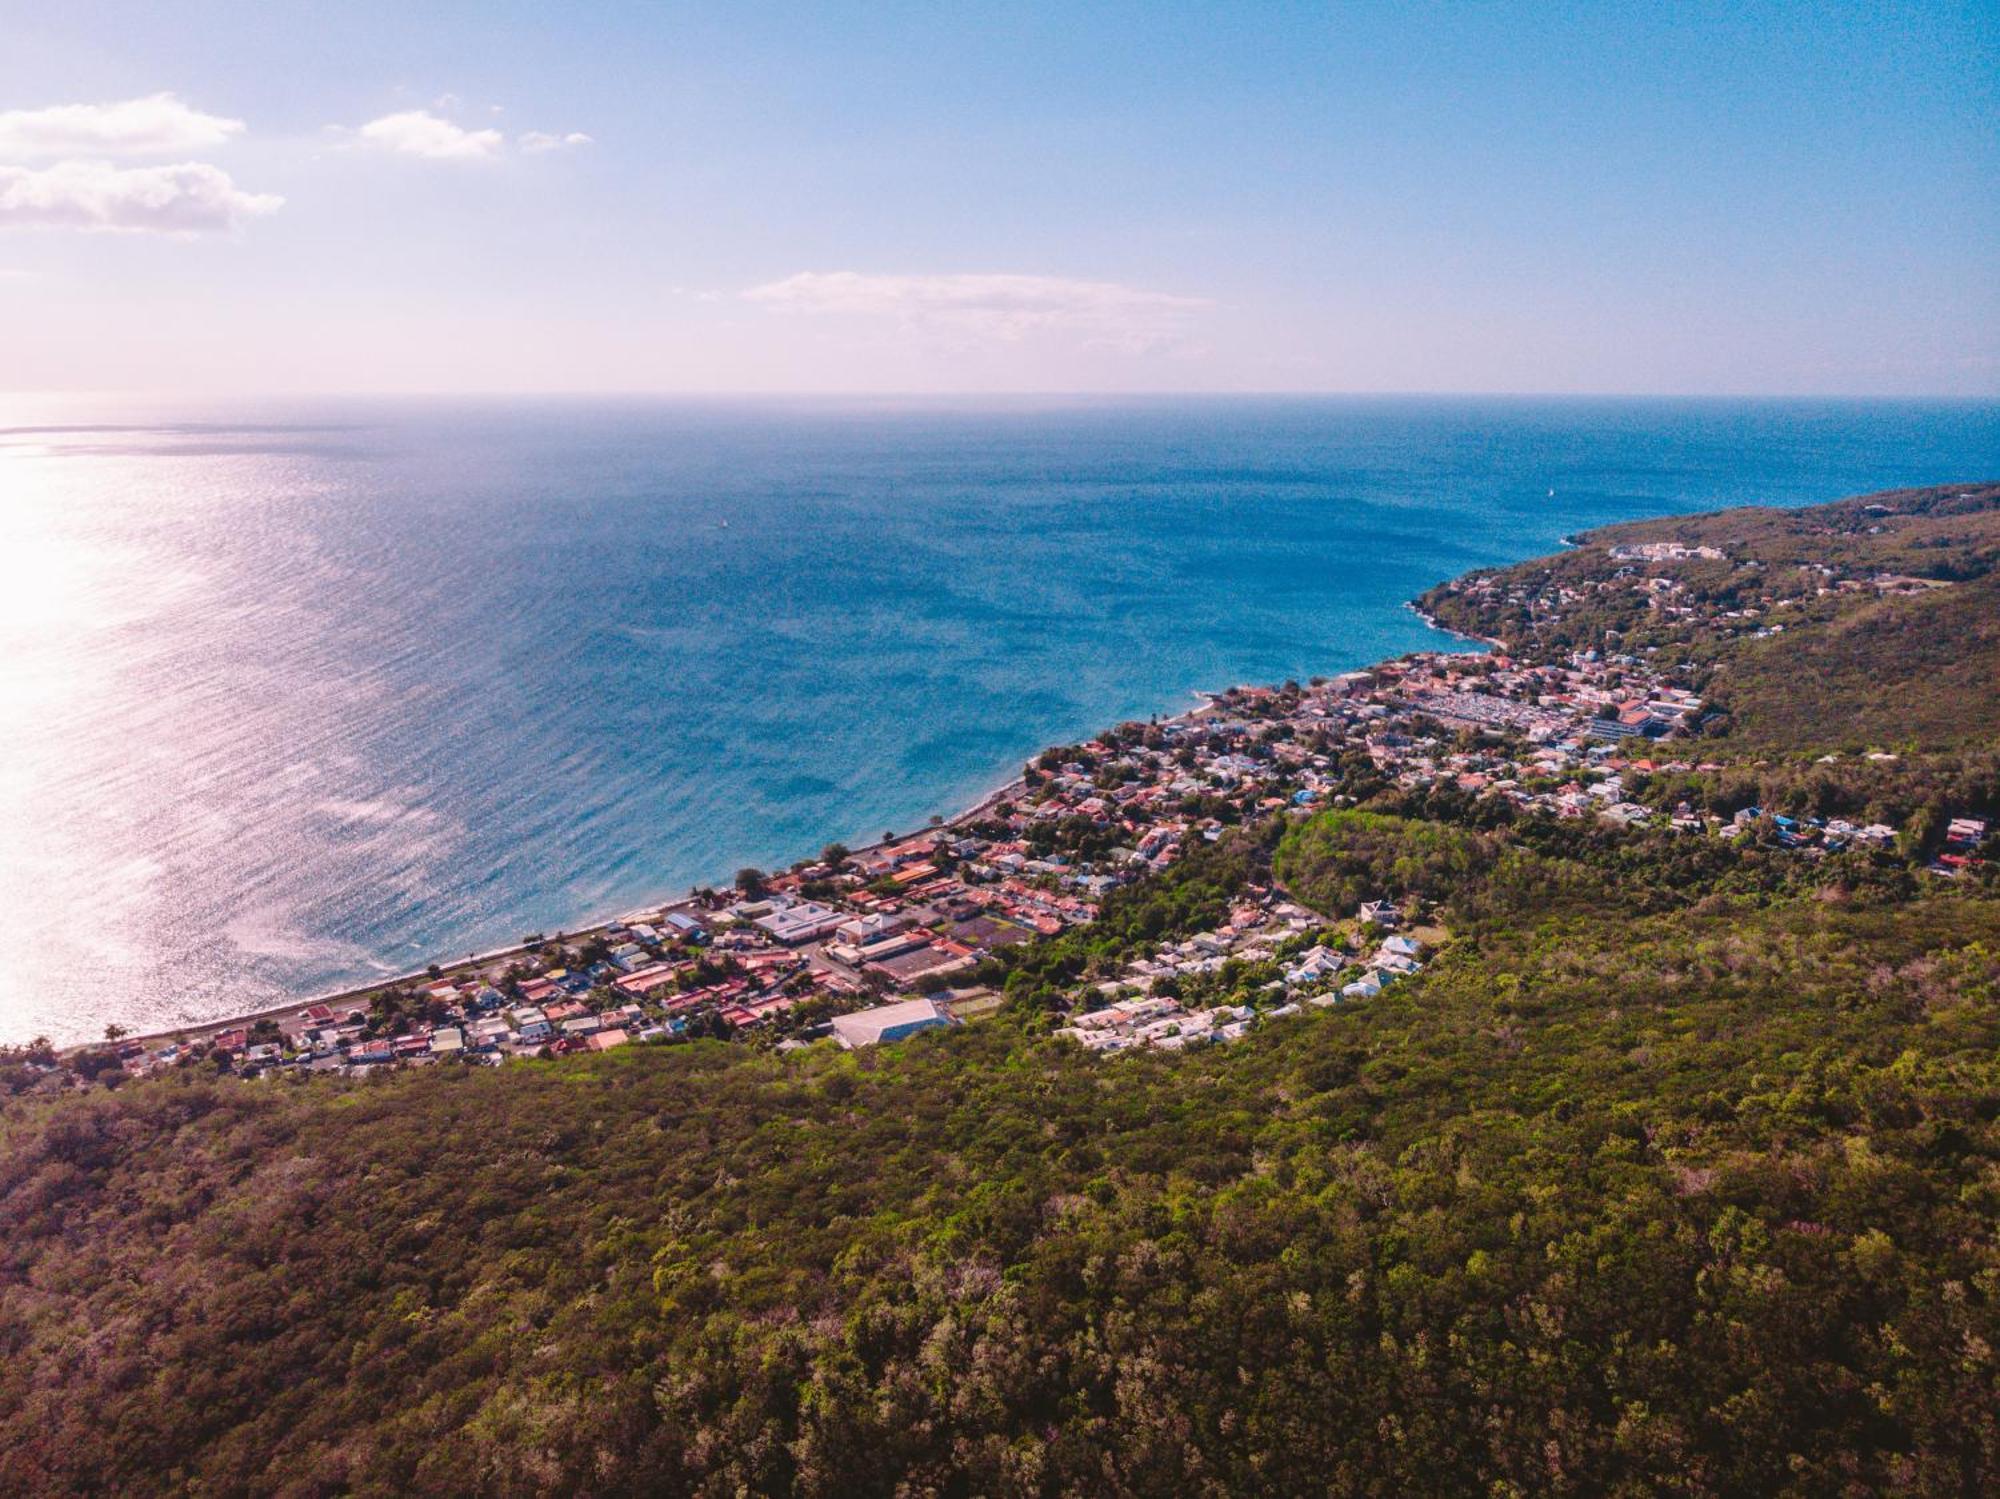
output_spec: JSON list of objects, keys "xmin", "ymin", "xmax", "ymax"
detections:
[
  {"xmin": 4, "ymin": 886, "xmax": 1995, "ymax": 1497},
  {"xmin": 1710, "ymin": 573, "xmax": 2000, "ymax": 750}
]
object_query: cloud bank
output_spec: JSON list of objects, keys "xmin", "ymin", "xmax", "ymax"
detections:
[
  {"xmin": 0, "ymin": 94, "xmax": 278, "ymax": 235},
  {"xmin": 0, "ymin": 160, "xmax": 282, "ymax": 233},
  {"xmin": 743, "ymin": 271, "xmax": 1209, "ymax": 349},
  {"xmin": 0, "ymin": 93, "xmax": 246, "ymax": 159}
]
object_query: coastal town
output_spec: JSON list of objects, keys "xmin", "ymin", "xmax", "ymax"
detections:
[{"xmin": 25, "ymin": 522, "xmax": 1995, "ymax": 1091}]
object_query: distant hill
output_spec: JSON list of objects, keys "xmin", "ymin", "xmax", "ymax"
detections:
[
  {"xmin": 2, "ymin": 482, "xmax": 1996, "ymax": 1497},
  {"xmin": 1715, "ymin": 573, "xmax": 2000, "ymax": 749},
  {"xmin": 1418, "ymin": 480, "xmax": 2000, "ymax": 750},
  {"xmin": 1593, "ymin": 480, "xmax": 2000, "ymax": 581}
]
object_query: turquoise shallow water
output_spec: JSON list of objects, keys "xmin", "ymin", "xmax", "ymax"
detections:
[{"xmin": 1, "ymin": 395, "xmax": 1995, "ymax": 1042}]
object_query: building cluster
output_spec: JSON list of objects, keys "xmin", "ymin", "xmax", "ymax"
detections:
[
  {"xmin": 1937, "ymin": 817, "xmax": 1993, "ymax": 880},
  {"xmin": 1056, "ymin": 893, "xmax": 1427, "ymax": 1054},
  {"xmin": 1609, "ymin": 541, "xmax": 1726, "ymax": 562}
]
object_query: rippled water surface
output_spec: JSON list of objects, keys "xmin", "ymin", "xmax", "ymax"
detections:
[{"xmin": 2, "ymin": 396, "xmax": 1994, "ymax": 1041}]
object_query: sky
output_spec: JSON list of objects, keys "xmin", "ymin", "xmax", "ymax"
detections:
[{"xmin": 0, "ymin": 1, "xmax": 1995, "ymax": 397}]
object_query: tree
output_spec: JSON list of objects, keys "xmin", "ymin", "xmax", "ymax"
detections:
[
  {"xmin": 735, "ymin": 867, "xmax": 768, "ymax": 897},
  {"xmin": 1899, "ymin": 803, "xmax": 1945, "ymax": 862}
]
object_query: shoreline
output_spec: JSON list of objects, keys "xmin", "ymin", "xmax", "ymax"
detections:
[
  {"xmin": 88, "ymin": 620, "xmax": 1470, "ymax": 1056},
  {"xmin": 1404, "ymin": 599, "xmax": 1504, "ymax": 651}
]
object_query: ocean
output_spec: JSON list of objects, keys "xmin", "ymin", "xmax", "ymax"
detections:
[{"xmin": 2, "ymin": 395, "xmax": 1995, "ymax": 1044}]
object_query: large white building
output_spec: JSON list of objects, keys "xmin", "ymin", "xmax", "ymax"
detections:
[
  {"xmin": 753, "ymin": 900, "xmax": 847, "ymax": 945},
  {"xmin": 831, "ymin": 997, "xmax": 952, "ymax": 1049}
]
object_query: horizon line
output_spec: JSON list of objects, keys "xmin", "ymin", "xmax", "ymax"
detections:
[{"xmin": 6, "ymin": 388, "xmax": 1999, "ymax": 404}]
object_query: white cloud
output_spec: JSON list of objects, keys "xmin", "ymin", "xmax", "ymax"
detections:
[
  {"xmin": 355, "ymin": 109, "xmax": 504, "ymax": 161},
  {"xmin": 519, "ymin": 130, "xmax": 593, "ymax": 153},
  {"xmin": 0, "ymin": 93, "xmax": 245, "ymax": 160},
  {"xmin": 0, "ymin": 160, "xmax": 282, "ymax": 234},
  {"xmin": 742, "ymin": 271, "xmax": 1210, "ymax": 349}
]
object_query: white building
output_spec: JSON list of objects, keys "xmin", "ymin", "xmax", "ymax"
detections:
[{"xmin": 831, "ymin": 997, "xmax": 952, "ymax": 1049}]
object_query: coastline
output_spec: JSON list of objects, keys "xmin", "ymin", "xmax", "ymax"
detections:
[
  {"xmin": 64, "ymin": 472, "xmax": 2000, "ymax": 1062},
  {"xmin": 102, "ymin": 624, "xmax": 1464, "ymax": 1054},
  {"xmin": 1404, "ymin": 599, "xmax": 1504, "ymax": 651}
]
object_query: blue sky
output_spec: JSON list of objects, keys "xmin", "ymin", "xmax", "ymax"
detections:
[{"xmin": 2, "ymin": 1, "xmax": 1994, "ymax": 394}]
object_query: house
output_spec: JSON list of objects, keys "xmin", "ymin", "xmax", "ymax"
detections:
[
  {"xmin": 615, "ymin": 964, "xmax": 680, "ymax": 1000},
  {"xmin": 585, "ymin": 1028, "xmax": 630, "ymax": 1051},
  {"xmin": 830, "ymin": 997, "xmax": 953, "ymax": 1049},
  {"xmin": 1284, "ymin": 945, "xmax": 1347, "ymax": 984},
  {"xmin": 663, "ymin": 911, "xmax": 708, "ymax": 942}
]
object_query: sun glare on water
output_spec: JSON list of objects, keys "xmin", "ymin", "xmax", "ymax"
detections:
[{"xmin": 0, "ymin": 409, "xmax": 230, "ymax": 1042}]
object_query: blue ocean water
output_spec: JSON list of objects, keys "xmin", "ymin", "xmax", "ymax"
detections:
[{"xmin": 1, "ymin": 396, "xmax": 1995, "ymax": 1043}]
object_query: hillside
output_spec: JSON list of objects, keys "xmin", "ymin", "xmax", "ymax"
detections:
[
  {"xmin": 3, "ymin": 481, "xmax": 1998, "ymax": 1497},
  {"xmin": 1713, "ymin": 574, "xmax": 2000, "ymax": 750},
  {"xmin": 1417, "ymin": 480, "xmax": 2000, "ymax": 750},
  {"xmin": 3, "ymin": 884, "xmax": 1995, "ymax": 1497}
]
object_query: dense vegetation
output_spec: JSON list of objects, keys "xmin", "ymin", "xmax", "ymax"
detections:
[
  {"xmin": 1274, "ymin": 810, "xmax": 1497, "ymax": 916},
  {"xmin": 1715, "ymin": 575, "xmax": 2000, "ymax": 750},
  {"xmin": 3, "ymin": 482, "xmax": 1997, "ymax": 1496},
  {"xmin": 3, "ymin": 882, "xmax": 1994, "ymax": 1496}
]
